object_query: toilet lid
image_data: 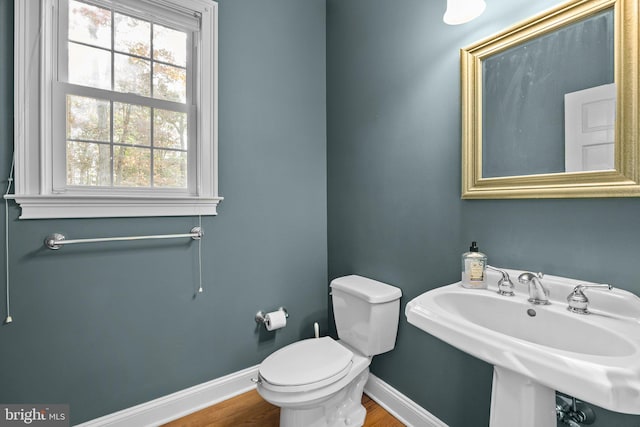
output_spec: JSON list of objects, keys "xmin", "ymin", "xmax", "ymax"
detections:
[{"xmin": 259, "ymin": 337, "xmax": 353, "ymax": 387}]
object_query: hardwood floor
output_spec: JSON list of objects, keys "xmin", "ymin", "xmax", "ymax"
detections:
[{"xmin": 162, "ymin": 390, "xmax": 405, "ymax": 427}]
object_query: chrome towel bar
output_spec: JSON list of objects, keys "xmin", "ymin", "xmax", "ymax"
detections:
[{"xmin": 44, "ymin": 227, "xmax": 203, "ymax": 250}]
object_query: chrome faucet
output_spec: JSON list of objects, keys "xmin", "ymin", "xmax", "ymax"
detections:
[
  {"xmin": 566, "ymin": 284, "xmax": 613, "ymax": 314},
  {"xmin": 518, "ymin": 272, "xmax": 550, "ymax": 305},
  {"xmin": 487, "ymin": 266, "xmax": 515, "ymax": 296}
]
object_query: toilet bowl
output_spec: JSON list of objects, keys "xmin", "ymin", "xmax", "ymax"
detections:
[{"xmin": 256, "ymin": 275, "xmax": 402, "ymax": 427}]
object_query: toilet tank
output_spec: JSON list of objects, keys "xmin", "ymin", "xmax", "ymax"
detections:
[{"xmin": 330, "ymin": 275, "xmax": 402, "ymax": 356}]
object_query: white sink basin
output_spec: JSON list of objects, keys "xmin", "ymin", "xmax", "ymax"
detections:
[
  {"xmin": 406, "ymin": 268, "xmax": 640, "ymax": 425},
  {"xmin": 431, "ymin": 291, "xmax": 635, "ymax": 357}
]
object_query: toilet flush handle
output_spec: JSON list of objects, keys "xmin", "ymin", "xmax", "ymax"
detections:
[
  {"xmin": 314, "ymin": 322, "xmax": 319, "ymax": 338},
  {"xmin": 251, "ymin": 377, "xmax": 262, "ymax": 385}
]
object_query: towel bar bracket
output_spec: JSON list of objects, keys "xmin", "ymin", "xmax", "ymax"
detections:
[{"xmin": 44, "ymin": 233, "xmax": 66, "ymax": 250}]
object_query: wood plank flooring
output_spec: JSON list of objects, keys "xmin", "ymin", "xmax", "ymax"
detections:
[{"xmin": 162, "ymin": 390, "xmax": 405, "ymax": 427}]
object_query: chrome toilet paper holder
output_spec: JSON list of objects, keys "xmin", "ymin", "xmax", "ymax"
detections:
[{"xmin": 255, "ymin": 307, "xmax": 288, "ymax": 325}]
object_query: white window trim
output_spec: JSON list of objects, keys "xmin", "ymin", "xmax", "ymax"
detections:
[{"xmin": 10, "ymin": 0, "xmax": 222, "ymax": 219}]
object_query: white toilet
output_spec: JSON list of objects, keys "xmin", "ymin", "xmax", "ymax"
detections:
[{"xmin": 256, "ymin": 275, "xmax": 402, "ymax": 427}]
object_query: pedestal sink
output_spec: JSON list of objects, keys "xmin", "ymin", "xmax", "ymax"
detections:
[{"xmin": 405, "ymin": 268, "xmax": 640, "ymax": 427}]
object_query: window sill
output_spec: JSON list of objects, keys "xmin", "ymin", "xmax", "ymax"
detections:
[{"xmin": 5, "ymin": 194, "xmax": 223, "ymax": 219}]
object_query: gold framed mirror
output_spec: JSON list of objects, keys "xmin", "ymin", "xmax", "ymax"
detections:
[{"xmin": 461, "ymin": 0, "xmax": 639, "ymax": 199}]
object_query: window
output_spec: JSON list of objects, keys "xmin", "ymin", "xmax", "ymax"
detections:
[{"xmin": 12, "ymin": 0, "xmax": 221, "ymax": 218}]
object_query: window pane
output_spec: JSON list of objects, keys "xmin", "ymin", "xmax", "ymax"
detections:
[
  {"xmin": 113, "ymin": 146, "xmax": 151, "ymax": 187},
  {"xmin": 68, "ymin": 0, "xmax": 111, "ymax": 49},
  {"xmin": 114, "ymin": 13, "xmax": 151, "ymax": 58},
  {"xmin": 153, "ymin": 63, "xmax": 186, "ymax": 102},
  {"xmin": 114, "ymin": 103, "xmax": 151, "ymax": 146},
  {"xmin": 67, "ymin": 95, "xmax": 111, "ymax": 142},
  {"xmin": 154, "ymin": 109, "xmax": 187, "ymax": 149},
  {"xmin": 63, "ymin": 2, "xmax": 194, "ymax": 193},
  {"xmin": 115, "ymin": 53, "xmax": 151, "ymax": 96},
  {"xmin": 67, "ymin": 141, "xmax": 111, "ymax": 186},
  {"xmin": 154, "ymin": 149, "xmax": 187, "ymax": 188},
  {"xmin": 68, "ymin": 42, "xmax": 111, "ymax": 89},
  {"xmin": 153, "ymin": 25, "xmax": 187, "ymax": 67}
]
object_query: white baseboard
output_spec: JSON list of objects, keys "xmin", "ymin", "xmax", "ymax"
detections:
[
  {"xmin": 75, "ymin": 365, "xmax": 259, "ymax": 427},
  {"xmin": 75, "ymin": 366, "xmax": 446, "ymax": 427},
  {"xmin": 364, "ymin": 373, "xmax": 448, "ymax": 427}
]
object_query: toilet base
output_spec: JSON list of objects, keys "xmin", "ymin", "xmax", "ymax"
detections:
[{"xmin": 279, "ymin": 368, "xmax": 369, "ymax": 427}]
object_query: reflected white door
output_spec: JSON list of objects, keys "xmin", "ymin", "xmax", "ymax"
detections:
[{"xmin": 564, "ymin": 83, "xmax": 616, "ymax": 172}]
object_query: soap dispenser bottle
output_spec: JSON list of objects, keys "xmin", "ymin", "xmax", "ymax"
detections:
[{"xmin": 461, "ymin": 241, "xmax": 487, "ymax": 289}]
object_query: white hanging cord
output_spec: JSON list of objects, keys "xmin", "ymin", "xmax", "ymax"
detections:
[
  {"xmin": 197, "ymin": 215, "xmax": 203, "ymax": 294},
  {"xmin": 4, "ymin": 156, "xmax": 15, "ymax": 324},
  {"xmin": 3, "ymin": 2, "xmax": 43, "ymax": 324}
]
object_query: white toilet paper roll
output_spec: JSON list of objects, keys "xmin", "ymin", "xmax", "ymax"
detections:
[{"xmin": 264, "ymin": 310, "xmax": 287, "ymax": 331}]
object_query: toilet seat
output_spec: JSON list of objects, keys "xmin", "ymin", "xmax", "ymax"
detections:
[{"xmin": 259, "ymin": 337, "xmax": 354, "ymax": 392}]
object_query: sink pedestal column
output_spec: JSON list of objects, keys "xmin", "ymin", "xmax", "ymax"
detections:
[{"xmin": 489, "ymin": 366, "xmax": 556, "ymax": 427}]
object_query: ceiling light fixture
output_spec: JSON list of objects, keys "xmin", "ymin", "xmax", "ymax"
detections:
[{"xmin": 443, "ymin": 0, "xmax": 486, "ymax": 25}]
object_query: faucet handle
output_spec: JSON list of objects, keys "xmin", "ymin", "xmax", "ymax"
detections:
[
  {"xmin": 567, "ymin": 284, "xmax": 613, "ymax": 315},
  {"xmin": 487, "ymin": 266, "xmax": 515, "ymax": 296}
]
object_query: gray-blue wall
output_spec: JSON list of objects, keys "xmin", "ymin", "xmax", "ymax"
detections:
[
  {"xmin": 327, "ymin": 0, "xmax": 640, "ymax": 426},
  {"xmin": 3, "ymin": 0, "xmax": 640, "ymax": 425},
  {"xmin": 0, "ymin": 0, "xmax": 327, "ymax": 424}
]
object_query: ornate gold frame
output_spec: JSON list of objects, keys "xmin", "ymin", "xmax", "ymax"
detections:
[{"xmin": 461, "ymin": 0, "xmax": 639, "ymax": 199}]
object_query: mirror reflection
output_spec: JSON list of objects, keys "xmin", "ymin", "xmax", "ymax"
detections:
[
  {"xmin": 482, "ymin": 8, "xmax": 615, "ymax": 178},
  {"xmin": 461, "ymin": 0, "xmax": 640, "ymax": 199}
]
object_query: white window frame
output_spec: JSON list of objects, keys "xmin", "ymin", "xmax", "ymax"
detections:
[{"xmin": 11, "ymin": 0, "xmax": 222, "ymax": 219}]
